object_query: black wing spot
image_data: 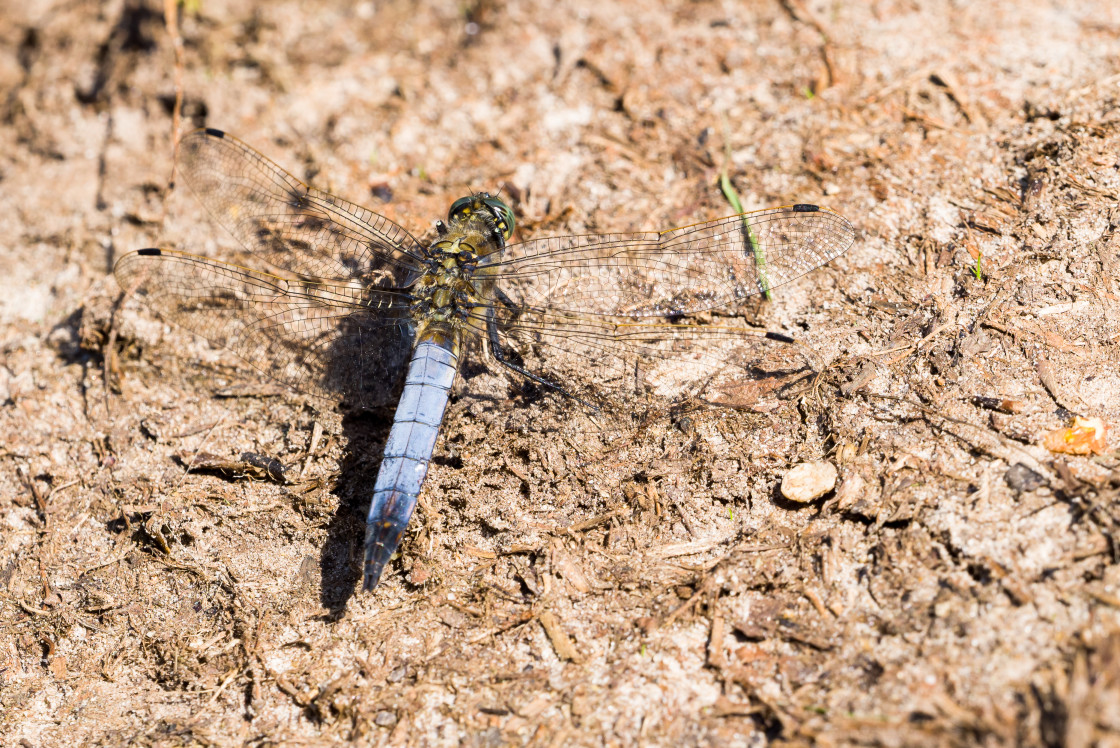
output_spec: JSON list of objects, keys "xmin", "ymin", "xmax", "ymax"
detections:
[
  {"xmin": 204, "ymin": 128, "xmax": 226, "ymax": 138},
  {"xmin": 137, "ymin": 248, "xmax": 162, "ymax": 256},
  {"xmin": 792, "ymin": 204, "xmax": 819, "ymax": 212},
  {"xmin": 765, "ymin": 331, "xmax": 795, "ymax": 344}
]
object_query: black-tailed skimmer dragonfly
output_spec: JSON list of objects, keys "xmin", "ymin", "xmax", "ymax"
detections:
[{"xmin": 115, "ymin": 128, "xmax": 855, "ymax": 590}]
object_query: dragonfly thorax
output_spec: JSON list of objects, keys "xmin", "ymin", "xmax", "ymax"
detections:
[{"xmin": 410, "ymin": 236, "xmax": 489, "ymax": 331}]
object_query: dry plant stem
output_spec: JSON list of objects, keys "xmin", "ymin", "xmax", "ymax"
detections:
[
  {"xmin": 163, "ymin": 0, "xmax": 185, "ymax": 225},
  {"xmin": 779, "ymin": 0, "xmax": 839, "ymax": 88},
  {"xmin": 102, "ymin": 286, "xmax": 136, "ymax": 417}
]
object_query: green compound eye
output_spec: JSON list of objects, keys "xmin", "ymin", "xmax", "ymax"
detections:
[
  {"xmin": 481, "ymin": 195, "xmax": 515, "ymax": 242},
  {"xmin": 448, "ymin": 195, "xmax": 475, "ymax": 222},
  {"xmin": 448, "ymin": 194, "xmax": 516, "ymax": 243}
]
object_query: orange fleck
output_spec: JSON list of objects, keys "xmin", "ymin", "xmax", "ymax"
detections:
[{"xmin": 1043, "ymin": 416, "xmax": 1109, "ymax": 455}]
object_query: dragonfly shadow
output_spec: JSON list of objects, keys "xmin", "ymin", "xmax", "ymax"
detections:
[
  {"xmin": 317, "ymin": 408, "xmax": 396, "ymax": 614},
  {"xmin": 314, "ymin": 319, "xmax": 413, "ymax": 614}
]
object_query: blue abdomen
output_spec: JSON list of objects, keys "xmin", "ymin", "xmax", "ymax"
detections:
[{"xmin": 363, "ymin": 340, "xmax": 458, "ymax": 590}]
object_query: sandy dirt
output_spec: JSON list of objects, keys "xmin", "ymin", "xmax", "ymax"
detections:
[{"xmin": 3, "ymin": 0, "xmax": 1120, "ymax": 745}]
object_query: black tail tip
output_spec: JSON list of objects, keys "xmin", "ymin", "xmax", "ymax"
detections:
[
  {"xmin": 362, "ymin": 554, "xmax": 390, "ymax": 592},
  {"xmin": 765, "ymin": 331, "xmax": 796, "ymax": 344}
]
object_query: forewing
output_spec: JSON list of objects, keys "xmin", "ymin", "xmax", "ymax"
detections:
[
  {"xmin": 115, "ymin": 248, "xmax": 414, "ymax": 409},
  {"xmin": 489, "ymin": 205, "xmax": 854, "ymax": 317},
  {"xmin": 177, "ymin": 128, "xmax": 424, "ymax": 286}
]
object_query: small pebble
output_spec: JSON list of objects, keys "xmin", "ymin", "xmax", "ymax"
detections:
[
  {"xmin": 781, "ymin": 461, "xmax": 838, "ymax": 503},
  {"xmin": 375, "ymin": 710, "xmax": 397, "ymax": 727},
  {"xmin": 407, "ymin": 562, "xmax": 431, "ymax": 586},
  {"xmin": 1005, "ymin": 463, "xmax": 1045, "ymax": 493}
]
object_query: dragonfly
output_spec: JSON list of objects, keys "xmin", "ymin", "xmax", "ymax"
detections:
[{"xmin": 115, "ymin": 128, "xmax": 855, "ymax": 591}]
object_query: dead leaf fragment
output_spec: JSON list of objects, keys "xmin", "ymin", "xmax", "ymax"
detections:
[
  {"xmin": 832, "ymin": 470, "xmax": 866, "ymax": 511},
  {"xmin": 1042, "ymin": 416, "xmax": 1109, "ymax": 455}
]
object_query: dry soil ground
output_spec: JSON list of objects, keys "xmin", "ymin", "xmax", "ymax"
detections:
[{"xmin": 3, "ymin": 0, "xmax": 1120, "ymax": 746}]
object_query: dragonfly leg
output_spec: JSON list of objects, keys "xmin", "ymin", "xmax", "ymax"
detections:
[
  {"xmin": 493, "ymin": 285, "xmax": 521, "ymax": 316},
  {"xmin": 484, "ymin": 306, "xmax": 597, "ymax": 410}
]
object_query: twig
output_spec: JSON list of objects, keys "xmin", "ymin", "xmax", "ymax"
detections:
[
  {"xmin": 176, "ymin": 416, "xmax": 227, "ymax": 490},
  {"xmin": 866, "ymin": 393, "xmax": 1055, "ymax": 484},
  {"xmin": 565, "ymin": 506, "xmax": 629, "ymax": 533},
  {"xmin": 779, "ymin": 0, "xmax": 839, "ymax": 88},
  {"xmin": 300, "ymin": 420, "xmax": 323, "ymax": 479},
  {"xmin": 662, "ymin": 574, "xmax": 716, "ymax": 628},
  {"xmin": 205, "ymin": 668, "xmax": 240, "ymax": 706},
  {"xmin": 18, "ymin": 600, "xmax": 50, "ymax": 616},
  {"xmin": 651, "ymin": 537, "xmax": 735, "ymax": 559},
  {"xmin": 103, "ymin": 286, "xmax": 136, "ymax": 417},
  {"xmin": 17, "ymin": 464, "xmax": 48, "ymax": 519}
]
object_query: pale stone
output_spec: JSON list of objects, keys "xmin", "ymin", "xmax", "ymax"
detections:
[{"xmin": 781, "ymin": 462, "xmax": 838, "ymax": 503}]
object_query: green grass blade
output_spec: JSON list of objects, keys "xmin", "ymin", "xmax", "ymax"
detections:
[{"xmin": 719, "ymin": 167, "xmax": 772, "ymax": 300}]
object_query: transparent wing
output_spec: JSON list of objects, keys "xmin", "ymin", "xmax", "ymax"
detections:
[
  {"xmin": 477, "ymin": 307, "xmax": 803, "ymax": 417},
  {"xmin": 477, "ymin": 205, "xmax": 854, "ymax": 414},
  {"xmin": 177, "ymin": 128, "xmax": 425, "ymax": 286},
  {"xmin": 488, "ymin": 204, "xmax": 853, "ymax": 316},
  {"xmin": 115, "ymin": 248, "xmax": 414, "ymax": 409}
]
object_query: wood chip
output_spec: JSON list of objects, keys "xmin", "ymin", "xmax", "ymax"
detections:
[
  {"xmin": 552, "ymin": 551, "xmax": 591, "ymax": 593},
  {"xmin": 539, "ymin": 610, "xmax": 581, "ymax": 662},
  {"xmin": 707, "ymin": 615, "xmax": 725, "ymax": 668}
]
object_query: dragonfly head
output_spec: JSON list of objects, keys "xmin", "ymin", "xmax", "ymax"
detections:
[{"xmin": 447, "ymin": 193, "xmax": 516, "ymax": 245}]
